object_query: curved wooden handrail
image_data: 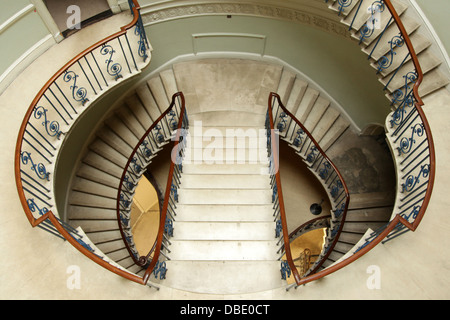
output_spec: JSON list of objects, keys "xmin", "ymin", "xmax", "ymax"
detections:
[
  {"xmin": 269, "ymin": 92, "xmax": 351, "ymax": 278},
  {"xmin": 15, "ymin": 0, "xmax": 143, "ymax": 228},
  {"xmin": 142, "ymin": 93, "xmax": 186, "ymax": 283},
  {"xmin": 116, "ymin": 92, "xmax": 185, "ymax": 268},
  {"xmin": 292, "ymin": 0, "xmax": 435, "ymax": 286},
  {"xmin": 14, "ymin": 0, "xmax": 154, "ymax": 285},
  {"xmin": 289, "ymin": 215, "xmax": 332, "ymax": 240},
  {"xmin": 267, "ymin": 96, "xmax": 302, "ymax": 284}
]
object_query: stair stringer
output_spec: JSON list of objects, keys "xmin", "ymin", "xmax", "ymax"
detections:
[{"xmin": 66, "ymin": 67, "xmax": 181, "ymax": 276}]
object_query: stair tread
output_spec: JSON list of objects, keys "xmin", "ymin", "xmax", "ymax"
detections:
[
  {"xmin": 180, "ymin": 174, "xmax": 271, "ymax": 189},
  {"xmin": 175, "ymin": 204, "xmax": 274, "ymax": 222},
  {"xmin": 162, "ymin": 260, "xmax": 283, "ymax": 294},
  {"xmin": 182, "ymin": 163, "xmax": 270, "ymax": 175},
  {"xmin": 169, "ymin": 240, "xmax": 279, "ymax": 260},
  {"xmin": 172, "ymin": 221, "xmax": 277, "ymax": 240},
  {"xmin": 178, "ymin": 189, "xmax": 273, "ymax": 205}
]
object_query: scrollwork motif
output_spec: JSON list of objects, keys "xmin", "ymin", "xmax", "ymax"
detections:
[
  {"xmin": 27, "ymin": 198, "xmax": 49, "ymax": 216},
  {"xmin": 63, "ymin": 70, "xmax": 89, "ymax": 105},
  {"xmin": 377, "ymin": 33, "xmax": 404, "ymax": 73},
  {"xmin": 100, "ymin": 44, "xmax": 123, "ymax": 80},
  {"xmin": 397, "ymin": 123, "xmax": 424, "ymax": 155},
  {"xmin": 20, "ymin": 151, "xmax": 50, "ymax": 181},
  {"xmin": 33, "ymin": 106, "xmax": 63, "ymax": 139},
  {"xmin": 401, "ymin": 164, "xmax": 430, "ymax": 193}
]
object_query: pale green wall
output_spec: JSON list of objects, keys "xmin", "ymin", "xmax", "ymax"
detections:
[
  {"xmin": 415, "ymin": 0, "xmax": 450, "ymax": 53},
  {"xmin": 146, "ymin": 15, "xmax": 390, "ymax": 128},
  {"xmin": 0, "ymin": 1, "xmax": 51, "ymax": 78},
  {"xmin": 0, "ymin": 0, "xmax": 31, "ymax": 24},
  {"xmin": 54, "ymin": 14, "xmax": 391, "ymax": 215}
]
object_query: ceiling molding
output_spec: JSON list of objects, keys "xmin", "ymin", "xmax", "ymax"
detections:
[{"xmin": 139, "ymin": 1, "xmax": 352, "ymax": 39}]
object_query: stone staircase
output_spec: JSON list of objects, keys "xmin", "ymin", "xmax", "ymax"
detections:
[
  {"xmin": 327, "ymin": 0, "xmax": 449, "ymax": 100},
  {"xmin": 163, "ymin": 123, "xmax": 283, "ymax": 294},
  {"xmin": 65, "ymin": 26, "xmax": 441, "ymax": 290}
]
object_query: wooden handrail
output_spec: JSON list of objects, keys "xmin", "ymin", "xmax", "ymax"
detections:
[
  {"xmin": 15, "ymin": 0, "xmax": 143, "ymax": 228},
  {"xmin": 289, "ymin": 215, "xmax": 332, "ymax": 240},
  {"xmin": 269, "ymin": 92, "xmax": 350, "ymax": 277},
  {"xmin": 267, "ymin": 94, "xmax": 302, "ymax": 284},
  {"xmin": 14, "ymin": 0, "xmax": 154, "ymax": 286},
  {"xmin": 292, "ymin": 0, "xmax": 435, "ymax": 286},
  {"xmin": 142, "ymin": 93, "xmax": 186, "ymax": 283},
  {"xmin": 116, "ymin": 92, "xmax": 185, "ymax": 268},
  {"xmin": 383, "ymin": 0, "xmax": 434, "ymax": 231}
]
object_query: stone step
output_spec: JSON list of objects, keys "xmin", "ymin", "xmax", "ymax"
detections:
[
  {"xmin": 84, "ymin": 229, "xmax": 123, "ymax": 244},
  {"xmin": 82, "ymin": 152, "xmax": 123, "ymax": 179},
  {"xmin": 311, "ymin": 106, "xmax": 341, "ymax": 142},
  {"xmin": 159, "ymin": 68, "xmax": 179, "ymax": 100},
  {"xmin": 180, "ymin": 174, "xmax": 270, "ymax": 189},
  {"xmin": 95, "ymin": 239, "xmax": 127, "ymax": 254},
  {"xmin": 76, "ymin": 163, "xmax": 120, "ymax": 189},
  {"xmin": 135, "ymin": 82, "xmax": 163, "ymax": 121},
  {"xmin": 381, "ymin": 49, "xmax": 442, "ymax": 93},
  {"xmin": 284, "ymin": 77, "xmax": 309, "ymax": 115},
  {"xmin": 345, "ymin": 206, "xmax": 393, "ymax": 222},
  {"xmin": 73, "ymin": 219, "xmax": 120, "ymax": 233},
  {"xmin": 163, "ymin": 260, "xmax": 283, "ymax": 294},
  {"xmin": 147, "ymin": 76, "xmax": 171, "ymax": 112},
  {"xmin": 105, "ymin": 115, "xmax": 140, "ymax": 147},
  {"xmin": 189, "ymin": 111, "xmax": 266, "ymax": 127},
  {"xmin": 183, "ymin": 147, "xmax": 269, "ymax": 164},
  {"xmin": 71, "ymin": 176, "xmax": 118, "ymax": 198},
  {"xmin": 169, "ymin": 240, "xmax": 279, "ymax": 260},
  {"xmin": 172, "ymin": 221, "xmax": 276, "ymax": 240},
  {"xmin": 182, "ymin": 163, "xmax": 269, "ymax": 175},
  {"xmin": 303, "ymin": 96, "xmax": 330, "ymax": 133},
  {"xmin": 188, "ymin": 125, "xmax": 263, "ymax": 137},
  {"xmin": 293, "ymin": 87, "xmax": 319, "ymax": 123},
  {"xmin": 69, "ymin": 190, "xmax": 116, "ymax": 209},
  {"xmin": 89, "ymin": 139, "xmax": 128, "ymax": 168},
  {"xmin": 125, "ymin": 94, "xmax": 154, "ymax": 129},
  {"xmin": 317, "ymin": 116, "xmax": 350, "ymax": 151},
  {"xmin": 276, "ymin": 69, "xmax": 296, "ymax": 105},
  {"xmin": 68, "ymin": 205, "xmax": 117, "ymax": 221},
  {"xmin": 344, "ymin": 0, "xmax": 408, "ymax": 33},
  {"xmin": 96, "ymin": 126, "xmax": 133, "ymax": 158},
  {"xmin": 370, "ymin": 32, "xmax": 432, "ymax": 76},
  {"xmin": 175, "ymin": 204, "xmax": 274, "ymax": 222},
  {"xmin": 178, "ymin": 189, "xmax": 273, "ymax": 205}
]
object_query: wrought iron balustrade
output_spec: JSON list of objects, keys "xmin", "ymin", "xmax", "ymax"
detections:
[
  {"xmin": 14, "ymin": 0, "xmax": 156, "ymax": 286},
  {"xmin": 268, "ymin": 92, "xmax": 350, "ymax": 287},
  {"xmin": 287, "ymin": 0, "xmax": 435, "ymax": 287},
  {"xmin": 116, "ymin": 92, "xmax": 188, "ymax": 282}
]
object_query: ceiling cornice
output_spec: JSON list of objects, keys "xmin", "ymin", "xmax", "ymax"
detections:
[{"xmin": 138, "ymin": 0, "xmax": 352, "ymax": 39}]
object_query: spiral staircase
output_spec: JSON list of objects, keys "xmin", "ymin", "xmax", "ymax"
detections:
[{"xmin": 3, "ymin": 0, "xmax": 450, "ymax": 299}]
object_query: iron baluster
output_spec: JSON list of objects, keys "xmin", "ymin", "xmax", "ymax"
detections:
[
  {"xmin": 100, "ymin": 44, "xmax": 123, "ymax": 81},
  {"xmin": 63, "ymin": 70, "xmax": 89, "ymax": 105},
  {"xmin": 20, "ymin": 151, "xmax": 50, "ymax": 181},
  {"xmin": 376, "ymin": 33, "xmax": 404, "ymax": 74},
  {"xmin": 33, "ymin": 106, "xmax": 63, "ymax": 139}
]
